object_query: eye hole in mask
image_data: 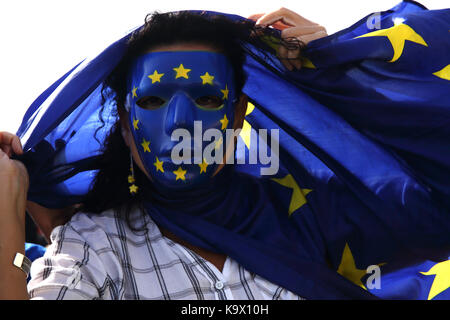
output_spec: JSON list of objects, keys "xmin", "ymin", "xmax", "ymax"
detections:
[
  {"xmin": 136, "ymin": 96, "xmax": 166, "ymax": 110},
  {"xmin": 136, "ymin": 95, "xmax": 224, "ymax": 111},
  {"xmin": 195, "ymin": 95, "xmax": 224, "ymax": 110}
]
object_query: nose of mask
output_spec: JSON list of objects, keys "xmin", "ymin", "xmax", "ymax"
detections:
[{"xmin": 164, "ymin": 91, "xmax": 196, "ymax": 135}]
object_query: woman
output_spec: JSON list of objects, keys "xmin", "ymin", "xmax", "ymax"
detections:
[
  {"xmin": 4, "ymin": 2, "xmax": 449, "ymax": 300},
  {"xmin": 0, "ymin": 9, "xmax": 333, "ymax": 300}
]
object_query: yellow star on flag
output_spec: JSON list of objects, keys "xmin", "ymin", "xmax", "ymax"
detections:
[
  {"xmin": 221, "ymin": 84, "xmax": 229, "ymax": 100},
  {"xmin": 433, "ymin": 64, "xmax": 450, "ymax": 81},
  {"xmin": 141, "ymin": 138, "xmax": 151, "ymax": 153},
  {"xmin": 301, "ymin": 57, "xmax": 316, "ymax": 69},
  {"xmin": 129, "ymin": 184, "xmax": 139, "ymax": 194},
  {"xmin": 421, "ymin": 260, "xmax": 450, "ymax": 300},
  {"xmin": 128, "ymin": 175, "xmax": 135, "ymax": 183},
  {"xmin": 198, "ymin": 159, "xmax": 208, "ymax": 173},
  {"xmin": 337, "ymin": 243, "xmax": 368, "ymax": 289},
  {"xmin": 132, "ymin": 86, "xmax": 138, "ymax": 98},
  {"xmin": 148, "ymin": 70, "xmax": 164, "ymax": 84},
  {"xmin": 133, "ymin": 118, "xmax": 139, "ymax": 130},
  {"xmin": 200, "ymin": 72, "xmax": 214, "ymax": 85},
  {"xmin": 173, "ymin": 64, "xmax": 191, "ymax": 79},
  {"xmin": 271, "ymin": 174, "xmax": 312, "ymax": 216},
  {"xmin": 219, "ymin": 114, "xmax": 228, "ymax": 130},
  {"xmin": 355, "ymin": 22, "xmax": 428, "ymax": 62},
  {"xmin": 153, "ymin": 157, "xmax": 164, "ymax": 173},
  {"xmin": 173, "ymin": 166, "xmax": 187, "ymax": 181},
  {"xmin": 240, "ymin": 102, "xmax": 256, "ymax": 150}
]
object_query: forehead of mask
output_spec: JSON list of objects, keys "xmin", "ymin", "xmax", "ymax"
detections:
[{"xmin": 127, "ymin": 51, "xmax": 235, "ymax": 109}]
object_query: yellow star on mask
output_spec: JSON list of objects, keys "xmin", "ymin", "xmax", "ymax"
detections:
[
  {"xmin": 132, "ymin": 86, "xmax": 138, "ymax": 98},
  {"xmin": 173, "ymin": 64, "xmax": 191, "ymax": 79},
  {"xmin": 148, "ymin": 70, "xmax": 164, "ymax": 84},
  {"xmin": 173, "ymin": 166, "xmax": 187, "ymax": 181},
  {"xmin": 129, "ymin": 184, "xmax": 139, "ymax": 194},
  {"xmin": 153, "ymin": 157, "xmax": 164, "ymax": 173},
  {"xmin": 433, "ymin": 64, "xmax": 450, "ymax": 81},
  {"xmin": 271, "ymin": 174, "xmax": 312, "ymax": 216},
  {"xmin": 219, "ymin": 114, "xmax": 228, "ymax": 130},
  {"xmin": 133, "ymin": 118, "xmax": 139, "ymax": 130},
  {"xmin": 420, "ymin": 260, "xmax": 450, "ymax": 300},
  {"xmin": 141, "ymin": 138, "xmax": 151, "ymax": 153},
  {"xmin": 355, "ymin": 22, "xmax": 428, "ymax": 62},
  {"xmin": 198, "ymin": 159, "xmax": 208, "ymax": 173},
  {"xmin": 221, "ymin": 84, "xmax": 229, "ymax": 100},
  {"xmin": 200, "ymin": 72, "xmax": 214, "ymax": 85},
  {"xmin": 337, "ymin": 243, "xmax": 368, "ymax": 289}
]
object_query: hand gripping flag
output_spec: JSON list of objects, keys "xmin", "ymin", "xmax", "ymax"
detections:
[{"xmin": 16, "ymin": 1, "xmax": 450, "ymax": 299}]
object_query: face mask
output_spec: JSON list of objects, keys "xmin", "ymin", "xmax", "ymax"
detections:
[{"xmin": 126, "ymin": 51, "xmax": 237, "ymax": 190}]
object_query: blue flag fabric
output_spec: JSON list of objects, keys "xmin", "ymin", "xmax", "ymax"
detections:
[
  {"xmin": 16, "ymin": 1, "xmax": 450, "ymax": 299},
  {"xmin": 25, "ymin": 242, "xmax": 46, "ymax": 262},
  {"xmin": 25, "ymin": 242, "xmax": 46, "ymax": 283}
]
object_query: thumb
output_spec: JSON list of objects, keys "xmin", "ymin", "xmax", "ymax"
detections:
[{"xmin": 247, "ymin": 13, "xmax": 264, "ymax": 21}]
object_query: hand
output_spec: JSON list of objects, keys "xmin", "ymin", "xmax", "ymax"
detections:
[
  {"xmin": 0, "ymin": 132, "xmax": 76, "ymax": 242},
  {"xmin": 248, "ymin": 8, "xmax": 327, "ymax": 70},
  {"xmin": 0, "ymin": 132, "xmax": 28, "ymax": 228},
  {"xmin": 0, "ymin": 132, "xmax": 31, "ymax": 299},
  {"xmin": 0, "ymin": 131, "xmax": 23, "ymax": 158}
]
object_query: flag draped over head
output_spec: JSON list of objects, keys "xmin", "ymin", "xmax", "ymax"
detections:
[{"xmin": 17, "ymin": 1, "xmax": 450, "ymax": 299}]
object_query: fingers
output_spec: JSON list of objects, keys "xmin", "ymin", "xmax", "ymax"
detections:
[
  {"xmin": 277, "ymin": 45, "xmax": 292, "ymax": 71},
  {"xmin": 255, "ymin": 7, "xmax": 317, "ymax": 28},
  {"xmin": 11, "ymin": 135, "xmax": 23, "ymax": 156},
  {"xmin": 0, "ymin": 138, "xmax": 29, "ymax": 192},
  {"xmin": 287, "ymin": 47, "xmax": 302, "ymax": 70},
  {"xmin": 277, "ymin": 45, "xmax": 301, "ymax": 71},
  {"xmin": 281, "ymin": 25, "xmax": 327, "ymax": 38},
  {"xmin": 248, "ymin": 13, "xmax": 291, "ymax": 30},
  {"xmin": 297, "ymin": 30, "xmax": 328, "ymax": 45},
  {"xmin": 0, "ymin": 132, "xmax": 23, "ymax": 157},
  {"xmin": 252, "ymin": 7, "xmax": 328, "ymax": 71},
  {"xmin": 0, "ymin": 132, "xmax": 14, "ymax": 157},
  {"xmin": 247, "ymin": 13, "xmax": 264, "ymax": 21}
]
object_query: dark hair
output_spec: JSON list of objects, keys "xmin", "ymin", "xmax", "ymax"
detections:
[
  {"xmin": 106, "ymin": 11, "xmax": 254, "ymax": 113},
  {"xmin": 77, "ymin": 11, "xmax": 303, "ymax": 229}
]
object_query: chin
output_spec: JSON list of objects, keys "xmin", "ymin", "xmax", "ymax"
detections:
[{"xmin": 149, "ymin": 167, "xmax": 213, "ymax": 191}]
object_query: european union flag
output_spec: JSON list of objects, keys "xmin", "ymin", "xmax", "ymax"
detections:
[
  {"xmin": 239, "ymin": 0, "xmax": 450, "ymax": 299},
  {"xmin": 17, "ymin": 1, "xmax": 450, "ymax": 299}
]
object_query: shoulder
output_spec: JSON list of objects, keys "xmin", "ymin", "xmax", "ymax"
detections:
[
  {"xmin": 28, "ymin": 207, "xmax": 152, "ymax": 299},
  {"xmin": 50, "ymin": 207, "xmax": 149, "ymax": 250}
]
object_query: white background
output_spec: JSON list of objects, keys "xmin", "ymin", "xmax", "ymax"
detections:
[{"xmin": 0, "ymin": 0, "xmax": 447, "ymax": 133}]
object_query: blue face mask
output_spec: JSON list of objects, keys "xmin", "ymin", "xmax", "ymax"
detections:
[{"xmin": 126, "ymin": 51, "xmax": 237, "ymax": 190}]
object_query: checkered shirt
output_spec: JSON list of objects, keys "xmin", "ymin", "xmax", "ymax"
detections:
[{"xmin": 28, "ymin": 208, "xmax": 304, "ymax": 300}]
